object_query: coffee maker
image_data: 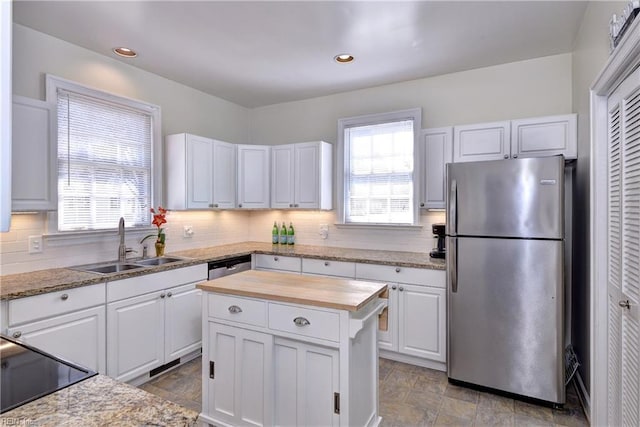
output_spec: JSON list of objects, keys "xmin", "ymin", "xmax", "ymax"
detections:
[{"xmin": 429, "ymin": 223, "xmax": 446, "ymax": 259}]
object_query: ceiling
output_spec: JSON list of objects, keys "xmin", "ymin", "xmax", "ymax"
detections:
[{"xmin": 13, "ymin": 1, "xmax": 588, "ymax": 108}]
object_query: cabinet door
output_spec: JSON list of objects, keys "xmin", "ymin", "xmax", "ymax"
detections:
[
  {"xmin": 453, "ymin": 121, "xmax": 511, "ymax": 163},
  {"xmin": 398, "ymin": 284, "xmax": 446, "ymax": 362},
  {"xmin": 165, "ymin": 283, "xmax": 202, "ymax": 361},
  {"xmin": 7, "ymin": 306, "xmax": 106, "ymax": 373},
  {"xmin": 0, "ymin": 0, "xmax": 10, "ymax": 231},
  {"xmin": 107, "ymin": 292, "xmax": 165, "ymax": 382},
  {"xmin": 186, "ymin": 134, "xmax": 214, "ymax": 209},
  {"xmin": 274, "ymin": 337, "xmax": 340, "ymax": 427},
  {"xmin": 511, "ymin": 114, "xmax": 577, "ymax": 159},
  {"xmin": 294, "ymin": 142, "xmax": 321, "ymax": 209},
  {"xmin": 420, "ymin": 127, "xmax": 452, "ymax": 209},
  {"xmin": 212, "ymin": 140, "xmax": 237, "ymax": 208},
  {"xmin": 271, "ymin": 144, "xmax": 295, "ymax": 208},
  {"xmin": 237, "ymin": 145, "xmax": 270, "ymax": 209},
  {"xmin": 206, "ymin": 322, "xmax": 273, "ymax": 427},
  {"xmin": 12, "ymin": 95, "xmax": 57, "ymax": 211},
  {"xmin": 378, "ymin": 283, "xmax": 398, "ymax": 352}
]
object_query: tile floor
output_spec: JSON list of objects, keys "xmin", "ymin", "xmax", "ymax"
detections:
[{"xmin": 139, "ymin": 357, "xmax": 589, "ymax": 426}]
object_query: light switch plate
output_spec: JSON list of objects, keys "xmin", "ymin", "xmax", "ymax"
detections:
[
  {"xmin": 28, "ymin": 235, "xmax": 43, "ymax": 254},
  {"xmin": 319, "ymin": 224, "xmax": 329, "ymax": 240},
  {"xmin": 183, "ymin": 225, "xmax": 194, "ymax": 238}
]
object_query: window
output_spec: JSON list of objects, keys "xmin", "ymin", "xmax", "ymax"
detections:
[
  {"xmin": 337, "ymin": 108, "xmax": 421, "ymax": 225},
  {"xmin": 46, "ymin": 75, "xmax": 161, "ymax": 232}
]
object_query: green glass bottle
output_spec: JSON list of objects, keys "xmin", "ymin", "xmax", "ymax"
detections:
[
  {"xmin": 272, "ymin": 221, "xmax": 279, "ymax": 244},
  {"xmin": 280, "ymin": 222, "xmax": 287, "ymax": 244},
  {"xmin": 287, "ymin": 222, "xmax": 295, "ymax": 245}
]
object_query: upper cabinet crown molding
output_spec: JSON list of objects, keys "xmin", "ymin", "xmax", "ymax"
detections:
[
  {"xmin": 271, "ymin": 141, "xmax": 332, "ymax": 210},
  {"xmin": 12, "ymin": 95, "xmax": 57, "ymax": 211}
]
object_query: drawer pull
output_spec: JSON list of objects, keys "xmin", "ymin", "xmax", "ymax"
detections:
[
  {"xmin": 324, "ymin": 261, "xmax": 330, "ymax": 266},
  {"xmin": 160, "ymin": 293, "xmax": 166, "ymax": 299},
  {"xmin": 395, "ymin": 267, "xmax": 401, "ymax": 273},
  {"xmin": 60, "ymin": 294, "xmax": 69, "ymax": 301},
  {"xmin": 274, "ymin": 256, "xmax": 279, "ymax": 261},
  {"xmin": 228, "ymin": 305, "xmax": 243, "ymax": 314},
  {"xmin": 167, "ymin": 292, "xmax": 172, "ymax": 298},
  {"xmin": 12, "ymin": 331, "xmax": 21, "ymax": 339},
  {"xmin": 293, "ymin": 316, "xmax": 311, "ymax": 327},
  {"xmin": 399, "ymin": 286, "xmax": 404, "ymax": 292},
  {"xmin": 391, "ymin": 285, "xmax": 397, "ymax": 290}
]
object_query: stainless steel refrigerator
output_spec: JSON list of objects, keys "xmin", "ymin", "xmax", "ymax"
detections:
[{"xmin": 446, "ymin": 156, "xmax": 565, "ymax": 405}]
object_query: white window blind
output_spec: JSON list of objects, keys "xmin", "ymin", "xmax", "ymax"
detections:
[
  {"xmin": 57, "ymin": 89, "xmax": 152, "ymax": 231},
  {"xmin": 344, "ymin": 119, "xmax": 414, "ymax": 224}
]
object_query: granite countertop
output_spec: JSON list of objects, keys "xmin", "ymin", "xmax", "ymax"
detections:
[
  {"xmin": 197, "ymin": 269, "xmax": 387, "ymax": 311},
  {"xmin": 0, "ymin": 374, "xmax": 198, "ymax": 426},
  {"xmin": 0, "ymin": 241, "xmax": 445, "ymax": 300}
]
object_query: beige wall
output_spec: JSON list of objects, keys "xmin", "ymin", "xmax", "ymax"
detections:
[
  {"xmin": 571, "ymin": 0, "xmax": 625, "ymax": 398},
  {"xmin": 248, "ymin": 53, "xmax": 573, "ymax": 145}
]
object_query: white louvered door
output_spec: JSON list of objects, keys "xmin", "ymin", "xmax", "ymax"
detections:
[{"xmin": 607, "ymin": 67, "xmax": 640, "ymax": 427}]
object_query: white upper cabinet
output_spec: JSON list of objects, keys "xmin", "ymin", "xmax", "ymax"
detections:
[
  {"xmin": 511, "ymin": 113, "xmax": 577, "ymax": 159},
  {"xmin": 12, "ymin": 96, "xmax": 57, "ymax": 211},
  {"xmin": 419, "ymin": 127, "xmax": 452, "ymax": 209},
  {"xmin": 166, "ymin": 133, "xmax": 236, "ymax": 210},
  {"xmin": 453, "ymin": 120, "xmax": 511, "ymax": 163},
  {"xmin": 271, "ymin": 141, "xmax": 332, "ymax": 210},
  {"xmin": 237, "ymin": 144, "xmax": 270, "ymax": 209},
  {"xmin": 1, "ymin": 0, "xmax": 11, "ymax": 230},
  {"xmin": 453, "ymin": 114, "xmax": 577, "ymax": 163}
]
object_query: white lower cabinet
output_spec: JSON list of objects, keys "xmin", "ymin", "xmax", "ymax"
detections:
[
  {"xmin": 5, "ymin": 282, "xmax": 107, "ymax": 373},
  {"xmin": 356, "ymin": 263, "xmax": 446, "ymax": 368},
  {"xmin": 7, "ymin": 305, "xmax": 106, "ymax": 373},
  {"xmin": 207, "ymin": 322, "xmax": 273, "ymax": 427},
  {"xmin": 274, "ymin": 338, "xmax": 339, "ymax": 427},
  {"xmin": 106, "ymin": 264, "xmax": 207, "ymax": 382}
]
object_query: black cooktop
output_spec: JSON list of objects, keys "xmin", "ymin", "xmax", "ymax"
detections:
[{"xmin": 0, "ymin": 336, "xmax": 97, "ymax": 414}]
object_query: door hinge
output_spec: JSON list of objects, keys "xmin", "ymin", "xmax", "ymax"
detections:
[
  {"xmin": 334, "ymin": 392, "xmax": 340, "ymax": 414},
  {"xmin": 209, "ymin": 361, "xmax": 215, "ymax": 379}
]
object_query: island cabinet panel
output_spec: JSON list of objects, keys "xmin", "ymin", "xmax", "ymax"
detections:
[
  {"xmin": 274, "ymin": 338, "xmax": 340, "ymax": 427},
  {"xmin": 206, "ymin": 322, "xmax": 273, "ymax": 427}
]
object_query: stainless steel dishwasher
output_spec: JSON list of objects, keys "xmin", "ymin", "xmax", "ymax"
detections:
[{"xmin": 208, "ymin": 255, "xmax": 252, "ymax": 280}]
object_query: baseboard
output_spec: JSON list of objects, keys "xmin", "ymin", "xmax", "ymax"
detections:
[
  {"xmin": 574, "ymin": 370, "xmax": 591, "ymax": 423},
  {"xmin": 379, "ymin": 350, "xmax": 446, "ymax": 372}
]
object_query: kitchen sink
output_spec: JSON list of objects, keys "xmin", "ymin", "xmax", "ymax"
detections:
[
  {"xmin": 135, "ymin": 256, "xmax": 187, "ymax": 266},
  {"xmin": 73, "ymin": 262, "xmax": 148, "ymax": 274}
]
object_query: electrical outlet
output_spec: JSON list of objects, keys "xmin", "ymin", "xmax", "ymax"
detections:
[
  {"xmin": 319, "ymin": 224, "xmax": 329, "ymax": 240},
  {"xmin": 28, "ymin": 235, "xmax": 43, "ymax": 254},
  {"xmin": 183, "ymin": 225, "xmax": 194, "ymax": 238}
]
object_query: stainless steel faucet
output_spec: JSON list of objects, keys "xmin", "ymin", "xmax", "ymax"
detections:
[{"xmin": 118, "ymin": 217, "xmax": 127, "ymax": 262}]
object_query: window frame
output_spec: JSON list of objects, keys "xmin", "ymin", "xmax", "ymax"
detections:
[
  {"xmin": 336, "ymin": 108, "xmax": 422, "ymax": 227},
  {"xmin": 44, "ymin": 74, "xmax": 162, "ymax": 236}
]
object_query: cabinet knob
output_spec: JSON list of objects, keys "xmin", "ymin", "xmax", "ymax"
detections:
[
  {"xmin": 289, "ymin": 204, "xmax": 294, "ymax": 208},
  {"xmin": 324, "ymin": 261, "xmax": 330, "ymax": 266},
  {"xmin": 167, "ymin": 292, "xmax": 172, "ymax": 298},
  {"xmin": 274, "ymin": 256, "xmax": 279, "ymax": 261},
  {"xmin": 160, "ymin": 293, "xmax": 166, "ymax": 299},
  {"xmin": 420, "ymin": 203, "xmax": 425, "ymax": 207},
  {"xmin": 208, "ymin": 204, "xmax": 214, "ymax": 208},
  {"xmin": 213, "ymin": 203, "xmax": 219, "ymax": 208},
  {"xmin": 395, "ymin": 267, "xmax": 401, "ymax": 273},
  {"xmin": 238, "ymin": 204, "xmax": 243, "ymax": 208},
  {"xmin": 293, "ymin": 317, "xmax": 311, "ymax": 327},
  {"xmin": 399, "ymin": 286, "xmax": 404, "ymax": 292},
  {"xmin": 228, "ymin": 305, "xmax": 243, "ymax": 314},
  {"xmin": 60, "ymin": 294, "xmax": 69, "ymax": 301},
  {"xmin": 513, "ymin": 154, "xmax": 518, "ymax": 159},
  {"xmin": 504, "ymin": 154, "xmax": 509, "ymax": 159},
  {"xmin": 391, "ymin": 285, "xmax": 397, "ymax": 290},
  {"xmin": 12, "ymin": 331, "xmax": 21, "ymax": 339},
  {"xmin": 294, "ymin": 204, "xmax": 299, "ymax": 207}
]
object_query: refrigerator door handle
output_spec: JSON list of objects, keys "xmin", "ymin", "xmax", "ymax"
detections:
[
  {"xmin": 450, "ymin": 179, "xmax": 458, "ymax": 234},
  {"xmin": 450, "ymin": 237, "xmax": 458, "ymax": 293}
]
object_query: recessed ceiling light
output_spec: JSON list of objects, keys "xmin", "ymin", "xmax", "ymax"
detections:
[
  {"xmin": 113, "ymin": 47, "xmax": 137, "ymax": 58},
  {"xmin": 334, "ymin": 54, "xmax": 354, "ymax": 63}
]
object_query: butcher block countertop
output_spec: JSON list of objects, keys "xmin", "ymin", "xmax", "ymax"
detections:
[{"xmin": 197, "ymin": 269, "xmax": 387, "ymax": 312}]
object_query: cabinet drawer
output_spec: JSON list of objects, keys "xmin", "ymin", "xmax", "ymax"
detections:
[
  {"xmin": 302, "ymin": 258, "xmax": 355, "ymax": 278},
  {"xmin": 209, "ymin": 294, "xmax": 266, "ymax": 327},
  {"xmin": 355, "ymin": 263, "xmax": 445, "ymax": 288},
  {"xmin": 254, "ymin": 254, "xmax": 301, "ymax": 273},
  {"xmin": 108, "ymin": 264, "xmax": 207, "ymax": 302},
  {"xmin": 8, "ymin": 282, "xmax": 106, "ymax": 326},
  {"xmin": 268, "ymin": 303, "xmax": 339, "ymax": 342}
]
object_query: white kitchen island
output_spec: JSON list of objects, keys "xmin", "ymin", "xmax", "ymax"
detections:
[{"xmin": 197, "ymin": 269, "xmax": 388, "ymax": 427}]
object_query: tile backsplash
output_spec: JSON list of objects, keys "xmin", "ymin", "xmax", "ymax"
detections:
[{"xmin": 0, "ymin": 209, "xmax": 445, "ymax": 275}]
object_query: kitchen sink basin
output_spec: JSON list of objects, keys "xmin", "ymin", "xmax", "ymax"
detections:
[
  {"xmin": 73, "ymin": 263, "xmax": 147, "ymax": 274},
  {"xmin": 135, "ymin": 256, "xmax": 186, "ymax": 266}
]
